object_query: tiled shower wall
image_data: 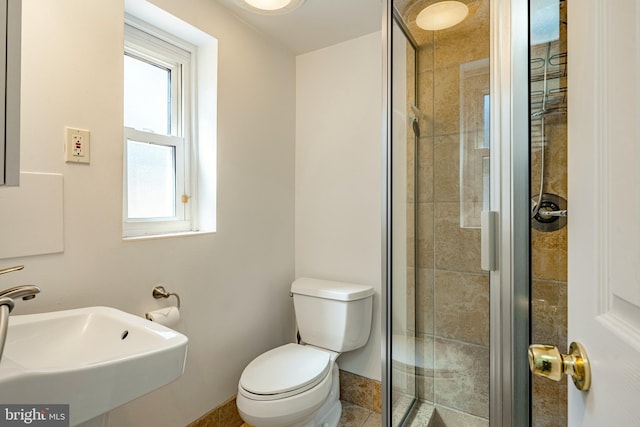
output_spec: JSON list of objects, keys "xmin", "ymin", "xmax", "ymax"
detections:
[
  {"xmin": 530, "ymin": 1, "xmax": 568, "ymax": 425},
  {"xmin": 396, "ymin": 0, "xmax": 568, "ymax": 425},
  {"xmin": 419, "ymin": 0, "xmax": 490, "ymax": 422},
  {"xmin": 399, "ymin": 0, "xmax": 491, "ymax": 424}
]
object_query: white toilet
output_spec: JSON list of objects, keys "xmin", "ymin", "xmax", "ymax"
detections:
[{"xmin": 236, "ymin": 277, "xmax": 374, "ymax": 427}]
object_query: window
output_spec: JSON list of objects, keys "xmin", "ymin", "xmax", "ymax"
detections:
[
  {"xmin": 459, "ymin": 58, "xmax": 490, "ymax": 228},
  {"xmin": 123, "ymin": 21, "xmax": 195, "ymax": 237}
]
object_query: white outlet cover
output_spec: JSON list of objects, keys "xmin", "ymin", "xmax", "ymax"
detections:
[{"xmin": 65, "ymin": 127, "xmax": 91, "ymax": 164}]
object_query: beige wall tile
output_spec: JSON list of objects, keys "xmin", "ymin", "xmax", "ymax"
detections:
[
  {"xmin": 417, "ymin": 70, "xmax": 434, "ymax": 134},
  {"xmin": 532, "ymin": 376, "xmax": 567, "ymax": 427},
  {"xmin": 416, "ymin": 202, "xmax": 435, "ymax": 269},
  {"xmin": 435, "ymin": 270, "xmax": 489, "ymax": 346},
  {"xmin": 417, "ymin": 375, "xmax": 435, "ymax": 406},
  {"xmin": 433, "ymin": 66, "xmax": 460, "ymax": 136},
  {"xmin": 530, "ymin": 249, "xmax": 568, "ymax": 420},
  {"xmin": 434, "ymin": 135, "xmax": 460, "ymax": 202},
  {"xmin": 417, "ymin": 136, "xmax": 434, "ymax": 203},
  {"xmin": 532, "ymin": 280, "xmax": 567, "ymax": 348},
  {"xmin": 530, "ymin": 9, "xmax": 568, "ymax": 427},
  {"xmin": 408, "ymin": 137, "xmax": 416, "ymax": 203},
  {"xmin": 408, "ymin": 202, "xmax": 416, "ymax": 268},
  {"xmin": 407, "ymin": 41, "xmax": 417, "ymax": 101},
  {"xmin": 406, "ymin": 266, "xmax": 416, "ymax": 335},
  {"xmin": 433, "ymin": 1, "xmax": 489, "ymax": 69},
  {"xmin": 373, "ymin": 381, "xmax": 382, "ymax": 413},
  {"xmin": 433, "ymin": 405, "xmax": 488, "ymax": 427},
  {"xmin": 392, "ymin": 360, "xmax": 415, "ymax": 397},
  {"xmin": 530, "ymin": 119, "xmax": 567, "ymax": 200},
  {"xmin": 339, "ymin": 370, "xmax": 381, "ymax": 412},
  {"xmin": 416, "ymin": 335, "xmax": 435, "ymax": 402},
  {"xmin": 416, "ymin": 268, "xmax": 434, "ymax": 335},
  {"xmin": 531, "ymin": 226, "xmax": 568, "ymax": 282},
  {"xmin": 434, "ymin": 203, "xmax": 482, "ymax": 273},
  {"xmin": 399, "ymin": 2, "xmax": 435, "ymax": 47},
  {"xmin": 418, "ymin": 43, "xmax": 434, "ymax": 73},
  {"xmin": 433, "ymin": 338, "xmax": 489, "ymax": 419}
]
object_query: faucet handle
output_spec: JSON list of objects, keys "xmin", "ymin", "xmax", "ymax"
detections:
[{"xmin": 0, "ymin": 265, "xmax": 24, "ymax": 275}]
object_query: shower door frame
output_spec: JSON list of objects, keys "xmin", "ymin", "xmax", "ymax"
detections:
[
  {"xmin": 488, "ymin": 0, "xmax": 530, "ymax": 426},
  {"xmin": 381, "ymin": 0, "xmax": 531, "ymax": 425},
  {"xmin": 389, "ymin": 6, "xmax": 421, "ymax": 424}
]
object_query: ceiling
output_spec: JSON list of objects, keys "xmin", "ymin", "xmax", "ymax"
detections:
[{"xmin": 215, "ymin": 0, "xmax": 383, "ymax": 55}]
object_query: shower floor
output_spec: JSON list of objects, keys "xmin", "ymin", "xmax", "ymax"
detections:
[{"xmin": 398, "ymin": 399, "xmax": 489, "ymax": 427}]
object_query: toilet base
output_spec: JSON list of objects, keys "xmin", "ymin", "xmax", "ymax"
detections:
[
  {"xmin": 295, "ymin": 362, "xmax": 341, "ymax": 427},
  {"xmin": 313, "ymin": 399, "xmax": 341, "ymax": 427},
  {"xmin": 310, "ymin": 363, "xmax": 341, "ymax": 427}
]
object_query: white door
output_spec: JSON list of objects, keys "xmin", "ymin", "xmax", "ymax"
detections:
[{"xmin": 568, "ymin": 0, "xmax": 640, "ymax": 425}]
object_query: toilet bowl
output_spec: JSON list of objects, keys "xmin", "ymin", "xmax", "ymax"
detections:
[
  {"xmin": 237, "ymin": 344, "xmax": 341, "ymax": 427},
  {"xmin": 236, "ymin": 278, "xmax": 374, "ymax": 427}
]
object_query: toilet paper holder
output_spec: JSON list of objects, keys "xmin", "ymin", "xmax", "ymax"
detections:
[{"xmin": 151, "ymin": 285, "xmax": 181, "ymax": 309}]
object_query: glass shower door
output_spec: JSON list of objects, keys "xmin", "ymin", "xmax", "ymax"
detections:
[
  {"xmin": 390, "ymin": 16, "xmax": 418, "ymax": 425},
  {"xmin": 389, "ymin": 1, "xmax": 492, "ymax": 425}
]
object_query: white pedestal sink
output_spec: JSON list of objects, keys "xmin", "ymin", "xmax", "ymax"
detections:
[{"xmin": 0, "ymin": 306, "xmax": 188, "ymax": 426}]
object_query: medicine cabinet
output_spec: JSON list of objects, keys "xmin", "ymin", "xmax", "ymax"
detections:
[{"xmin": 0, "ymin": 0, "xmax": 21, "ymax": 186}]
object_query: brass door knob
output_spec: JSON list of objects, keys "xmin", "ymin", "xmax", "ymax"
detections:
[{"xmin": 528, "ymin": 341, "xmax": 591, "ymax": 391}]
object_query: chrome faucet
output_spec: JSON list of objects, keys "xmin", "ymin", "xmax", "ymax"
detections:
[
  {"xmin": 0, "ymin": 265, "xmax": 40, "ymax": 362},
  {"xmin": 0, "ymin": 285, "xmax": 41, "ymax": 301}
]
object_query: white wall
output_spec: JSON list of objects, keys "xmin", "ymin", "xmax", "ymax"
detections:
[
  {"xmin": 10, "ymin": 0, "xmax": 295, "ymax": 425},
  {"xmin": 295, "ymin": 32, "xmax": 383, "ymax": 381},
  {"xmin": 3, "ymin": 1, "xmax": 383, "ymax": 425}
]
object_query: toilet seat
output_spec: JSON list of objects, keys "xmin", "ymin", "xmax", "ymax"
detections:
[{"xmin": 239, "ymin": 343, "xmax": 331, "ymax": 401}]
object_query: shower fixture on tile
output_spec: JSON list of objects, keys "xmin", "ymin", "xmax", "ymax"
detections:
[
  {"xmin": 410, "ymin": 105, "xmax": 424, "ymax": 137},
  {"xmin": 530, "ymin": 35, "xmax": 568, "ymax": 232},
  {"xmin": 531, "ymin": 192, "xmax": 567, "ymax": 232}
]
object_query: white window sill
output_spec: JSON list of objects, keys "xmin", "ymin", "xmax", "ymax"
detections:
[{"xmin": 123, "ymin": 230, "xmax": 216, "ymax": 242}]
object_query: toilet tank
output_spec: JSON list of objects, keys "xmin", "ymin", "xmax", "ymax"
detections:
[{"xmin": 291, "ymin": 278, "xmax": 374, "ymax": 353}]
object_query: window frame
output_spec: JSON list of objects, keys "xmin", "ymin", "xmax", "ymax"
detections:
[{"xmin": 123, "ymin": 19, "xmax": 197, "ymax": 238}]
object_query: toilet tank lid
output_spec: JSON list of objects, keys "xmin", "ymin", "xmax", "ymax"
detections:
[{"xmin": 291, "ymin": 278, "xmax": 374, "ymax": 301}]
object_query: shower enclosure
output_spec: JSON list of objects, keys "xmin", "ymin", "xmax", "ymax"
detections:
[{"xmin": 384, "ymin": 0, "xmax": 568, "ymax": 425}]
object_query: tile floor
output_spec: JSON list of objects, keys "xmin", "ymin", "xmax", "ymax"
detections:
[
  {"xmin": 339, "ymin": 401, "xmax": 381, "ymax": 427},
  {"xmin": 240, "ymin": 401, "xmax": 380, "ymax": 427}
]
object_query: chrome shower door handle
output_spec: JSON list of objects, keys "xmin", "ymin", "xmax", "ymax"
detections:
[{"xmin": 481, "ymin": 211, "xmax": 498, "ymax": 271}]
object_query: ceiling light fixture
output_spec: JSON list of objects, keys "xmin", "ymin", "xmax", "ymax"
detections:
[
  {"xmin": 416, "ymin": 1, "xmax": 469, "ymax": 31},
  {"xmin": 240, "ymin": 0, "xmax": 305, "ymax": 15}
]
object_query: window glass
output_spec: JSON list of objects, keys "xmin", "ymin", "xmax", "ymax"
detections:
[
  {"xmin": 126, "ymin": 140, "xmax": 176, "ymax": 219},
  {"xmin": 122, "ymin": 15, "xmax": 219, "ymax": 237},
  {"xmin": 124, "ymin": 54, "xmax": 171, "ymax": 135}
]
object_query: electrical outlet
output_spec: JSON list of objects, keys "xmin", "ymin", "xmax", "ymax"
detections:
[{"xmin": 65, "ymin": 127, "xmax": 90, "ymax": 164}]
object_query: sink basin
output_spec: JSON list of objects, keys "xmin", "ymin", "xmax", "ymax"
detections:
[{"xmin": 0, "ymin": 306, "xmax": 188, "ymax": 425}]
